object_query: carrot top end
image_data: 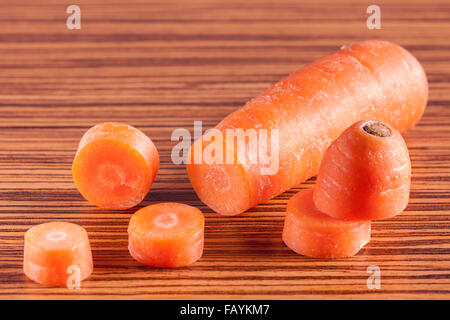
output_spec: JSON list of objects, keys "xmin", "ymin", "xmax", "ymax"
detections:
[{"xmin": 362, "ymin": 121, "xmax": 392, "ymax": 137}]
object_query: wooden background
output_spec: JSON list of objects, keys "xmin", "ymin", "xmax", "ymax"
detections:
[{"xmin": 0, "ymin": 0, "xmax": 449, "ymax": 299}]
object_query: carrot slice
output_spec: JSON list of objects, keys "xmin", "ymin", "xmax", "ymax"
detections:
[
  {"xmin": 128, "ymin": 203, "xmax": 204, "ymax": 268},
  {"xmin": 313, "ymin": 120, "xmax": 411, "ymax": 220},
  {"xmin": 23, "ymin": 222, "xmax": 93, "ymax": 286},
  {"xmin": 187, "ymin": 40, "xmax": 427, "ymax": 216},
  {"xmin": 72, "ymin": 122, "xmax": 159, "ymax": 210},
  {"xmin": 282, "ymin": 189, "xmax": 371, "ymax": 259}
]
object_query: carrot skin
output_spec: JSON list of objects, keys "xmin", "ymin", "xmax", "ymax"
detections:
[
  {"xmin": 282, "ymin": 189, "xmax": 371, "ymax": 259},
  {"xmin": 187, "ymin": 40, "xmax": 427, "ymax": 216},
  {"xmin": 72, "ymin": 122, "xmax": 159, "ymax": 210},
  {"xmin": 313, "ymin": 120, "xmax": 411, "ymax": 220},
  {"xmin": 128, "ymin": 203, "xmax": 204, "ymax": 268},
  {"xmin": 23, "ymin": 222, "xmax": 93, "ymax": 286}
]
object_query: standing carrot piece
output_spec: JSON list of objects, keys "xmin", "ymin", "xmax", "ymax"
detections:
[
  {"xmin": 23, "ymin": 222, "xmax": 93, "ymax": 286},
  {"xmin": 187, "ymin": 40, "xmax": 427, "ymax": 216},
  {"xmin": 72, "ymin": 122, "xmax": 159, "ymax": 210},
  {"xmin": 282, "ymin": 189, "xmax": 371, "ymax": 259},
  {"xmin": 313, "ymin": 120, "xmax": 411, "ymax": 221},
  {"xmin": 128, "ymin": 203, "xmax": 204, "ymax": 268}
]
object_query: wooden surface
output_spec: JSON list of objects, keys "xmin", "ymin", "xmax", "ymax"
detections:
[{"xmin": 0, "ymin": 0, "xmax": 449, "ymax": 300}]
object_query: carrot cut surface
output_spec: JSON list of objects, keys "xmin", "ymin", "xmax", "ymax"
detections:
[
  {"xmin": 313, "ymin": 120, "xmax": 411, "ymax": 221},
  {"xmin": 283, "ymin": 189, "xmax": 371, "ymax": 259},
  {"xmin": 72, "ymin": 122, "xmax": 159, "ymax": 210},
  {"xmin": 23, "ymin": 222, "xmax": 93, "ymax": 286},
  {"xmin": 187, "ymin": 40, "xmax": 427, "ymax": 216},
  {"xmin": 187, "ymin": 133, "xmax": 253, "ymax": 215},
  {"xmin": 128, "ymin": 203, "xmax": 204, "ymax": 268}
]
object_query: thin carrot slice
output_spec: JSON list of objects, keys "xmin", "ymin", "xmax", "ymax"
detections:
[
  {"xmin": 23, "ymin": 222, "xmax": 93, "ymax": 286},
  {"xmin": 187, "ymin": 40, "xmax": 427, "ymax": 216},
  {"xmin": 283, "ymin": 189, "xmax": 371, "ymax": 259},
  {"xmin": 72, "ymin": 122, "xmax": 159, "ymax": 210},
  {"xmin": 128, "ymin": 203, "xmax": 204, "ymax": 268},
  {"xmin": 313, "ymin": 120, "xmax": 411, "ymax": 220}
]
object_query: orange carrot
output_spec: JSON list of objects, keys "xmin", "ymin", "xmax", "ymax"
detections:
[
  {"xmin": 72, "ymin": 122, "xmax": 159, "ymax": 210},
  {"xmin": 187, "ymin": 40, "xmax": 427, "ymax": 216},
  {"xmin": 313, "ymin": 120, "xmax": 411, "ymax": 221},
  {"xmin": 23, "ymin": 222, "xmax": 93, "ymax": 286},
  {"xmin": 282, "ymin": 189, "xmax": 371, "ymax": 259},
  {"xmin": 128, "ymin": 203, "xmax": 204, "ymax": 268}
]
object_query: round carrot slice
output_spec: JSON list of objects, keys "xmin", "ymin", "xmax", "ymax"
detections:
[
  {"xmin": 283, "ymin": 189, "xmax": 371, "ymax": 259},
  {"xmin": 23, "ymin": 222, "xmax": 93, "ymax": 286},
  {"xmin": 128, "ymin": 203, "xmax": 204, "ymax": 268},
  {"xmin": 313, "ymin": 120, "xmax": 411, "ymax": 220},
  {"xmin": 72, "ymin": 122, "xmax": 159, "ymax": 210}
]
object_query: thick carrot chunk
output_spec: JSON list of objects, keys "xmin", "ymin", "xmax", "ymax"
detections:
[
  {"xmin": 187, "ymin": 40, "xmax": 427, "ymax": 216},
  {"xmin": 283, "ymin": 189, "xmax": 370, "ymax": 259},
  {"xmin": 23, "ymin": 222, "xmax": 93, "ymax": 286},
  {"xmin": 313, "ymin": 120, "xmax": 411, "ymax": 220},
  {"xmin": 128, "ymin": 203, "xmax": 204, "ymax": 268},
  {"xmin": 72, "ymin": 122, "xmax": 159, "ymax": 210}
]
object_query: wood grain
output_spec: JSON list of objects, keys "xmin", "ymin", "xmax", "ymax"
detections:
[{"xmin": 0, "ymin": 0, "xmax": 449, "ymax": 299}]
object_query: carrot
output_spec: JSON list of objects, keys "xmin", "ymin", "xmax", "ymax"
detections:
[
  {"xmin": 128, "ymin": 203, "xmax": 204, "ymax": 268},
  {"xmin": 187, "ymin": 40, "xmax": 427, "ymax": 216},
  {"xmin": 72, "ymin": 122, "xmax": 159, "ymax": 210},
  {"xmin": 313, "ymin": 120, "xmax": 411, "ymax": 221},
  {"xmin": 23, "ymin": 222, "xmax": 93, "ymax": 286},
  {"xmin": 282, "ymin": 189, "xmax": 371, "ymax": 259}
]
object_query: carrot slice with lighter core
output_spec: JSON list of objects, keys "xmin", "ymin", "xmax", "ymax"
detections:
[
  {"xmin": 72, "ymin": 122, "xmax": 159, "ymax": 210},
  {"xmin": 128, "ymin": 203, "xmax": 204, "ymax": 268},
  {"xmin": 23, "ymin": 222, "xmax": 93, "ymax": 286},
  {"xmin": 283, "ymin": 189, "xmax": 371, "ymax": 259},
  {"xmin": 313, "ymin": 120, "xmax": 411, "ymax": 220}
]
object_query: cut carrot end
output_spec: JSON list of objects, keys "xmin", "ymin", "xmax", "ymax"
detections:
[
  {"xmin": 283, "ymin": 189, "xmax": 371, "ymax": 259},
  {"xmin": 72, "ymin": 122, "xmax": 159, "ymax": 210},
  {"xmin": 186, "ymin": 138, "xmax": 253, "ymax": 216},
  {"xmin": 187, "ymin": 162, "xmax": 252, "ymax": 215},
  {"xmin": 23, "ymin": 222, "xmax": 93, "ymax": 287},
  {"xmin": 313, "ymin": 120, "xmax": 411, "ymax": 221},
  {"xmin": 128, "ymin": 203, "xmax": 204, "ymax": 268}
]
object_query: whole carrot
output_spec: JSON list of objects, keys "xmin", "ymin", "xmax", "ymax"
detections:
[
  {"xmin": 187, "ymin": 40, "xmax": 427, "ymax": 215},
  {"xmin": 72, "ymin": 122, "xmax": 159, "ymax": 210},
  {"xmin": 313, "ymin": 120, "xmax": 411, "ymax": 220}
]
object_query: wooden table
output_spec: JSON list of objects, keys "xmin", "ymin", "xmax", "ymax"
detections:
[{"xmin": 1, "ymin": 0, "xmax": 449, "ymax": 299}]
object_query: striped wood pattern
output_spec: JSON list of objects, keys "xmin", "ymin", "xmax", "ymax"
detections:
[{"xmin": 0, "ymin": 0, "xmax": 449, "ymax": 299}]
